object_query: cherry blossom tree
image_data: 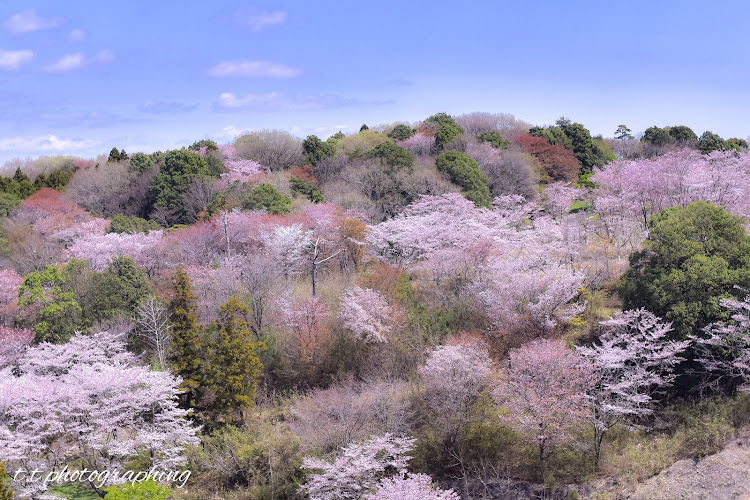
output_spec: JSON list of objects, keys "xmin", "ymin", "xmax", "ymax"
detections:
[
  {"xmin": 300, "ymin": 433, "xmax": 416, "ymax": 500},
  {"xmin": 493, "ymin": 339, "xmax": 594, "ymax": 478},
  {"xmin": 0, "ymin": 269, "xmax": 24, "ymax": 326},
  {"xmin": 0, "ymin": 326, "xmax": 33, "ymax": 370},
  {"xmin": 367, "ymin": 193, "xmax": 586, "ymax": 330},
  {"xmin": 397, "ymin": 133, "xmax": 435, "ymax": 156},
  {"xmin": 577, "ymin": 309, "xmax": 690, "ymax": 463},
  {"xmin": 67, "ymin": 230, "xmax": 164, "ymax": 273},
  {"xmin": 366, "ymin": 474, "xmax": 459, "ymax": 500},
  {"xmin": 419, "ymin": 334, "xmax": 494, "ymax": 466},
  {"xmin": 277, "ymin": 294, "xmax": 332, "ymax": 369},
  {"xmin": 0, "ymin": 331, "xmax": 199, "ymax": 498},
  {"xmin": 692, "ymin": 295, "xmax": 750, "ymax": 394},
  {"xmin": 338, "ymin": 286, "xmax": 394, "ymax": 343},
  {"xmin": 591, "ymin": 149, "xmax": 750, "ymax": 228}
]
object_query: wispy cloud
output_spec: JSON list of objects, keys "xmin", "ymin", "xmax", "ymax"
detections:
[
  {"xmin": 207, "ymin": 60, "xmax": 301, "ymax": 78},
  {"xmin": 44, "ymin": 53, "xmax": 85, "ymax": 73},
  {"xmin": 95, "ymin": 50, "xmax": 114, "ymax": 63},
  {"xmin": 236, "ymin": 9, "xmax": 287, "ymax": 31},
  {"xmin": 0, "ymin": 134, "xmax": 95, "ymax": 152},
  {"xmin": 138, "ymin": 100, "xmax": 198, "ymax": 115},
  {"xmin": 4, "ymin": 9, "xmax": 64, "ymax": 34},
  {"xmin": 215, "ymin": 92, "xmax": 386, "ymax": 111},
  {"xmin": 0, "ymin": 49, "xmax": 34, "ymax": 71},
  {"xmin": 68, "ymin": 28, "xmax": 86, "ymax": 42}
]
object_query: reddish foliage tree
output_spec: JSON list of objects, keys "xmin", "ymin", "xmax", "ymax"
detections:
[{"xmin": 515, "ymin": 133, "xmax": 581, "ymax": 182}]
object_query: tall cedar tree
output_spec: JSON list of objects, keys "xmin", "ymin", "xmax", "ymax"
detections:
[
  {"xmin": 203, "ymin": 297, "xmax": 264, "ymax": 423},
  {"xmin": 168, "ymin": 268, "xmax": 202, "ymax": 409},
  {"xmin": 0, "ymin": 462, "xmax": 12, "ymax": 500}
]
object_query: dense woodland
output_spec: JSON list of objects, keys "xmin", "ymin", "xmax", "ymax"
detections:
[{"xmin": 1, "ymin": 112, "xmax": 750, "ymax": 499}]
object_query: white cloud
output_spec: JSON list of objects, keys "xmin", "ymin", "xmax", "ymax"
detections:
[
  {"xmin": 68, "ymin": 28, "xmax": 86, "ymax": 42},
  {"xmin": 239, "ymin": 10, "xmax": 287, "ymax": 31},
  {"xmin": 0, "ymin": 134, "xmax": 95, "ymax": 152},
  {"xmin": 95, "ymin": 50, "xmax": 114, "ymax": 63},
  {"xmin": 207, "ymin": 59, "xmax": 301, "ymax": 78},
  {"xmin": 44, "ymin": 53, "xmax": 85, "ymax": 73},
  {"xmin": 213, "ymin": 126, "xmax": 253, "ymax": 140},
  {"xmin": 0, "ymin": 49, "xmax": 33, "ymax": 70},
  {"xmin": 4, "ymin": 9, "xmax": 64, "ymax": 34}
]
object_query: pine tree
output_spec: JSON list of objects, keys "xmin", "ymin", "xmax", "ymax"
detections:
[
  {"xmin": 168, "ymin": 268, "xmax": 202, "ymax": 409},
  {"xmin": 203, "ymin": 297, "xmax": 264, "ymax": 423},
  {"xmin": 0, "ymin": 462, "xmax": 14, "ymax": 500}
]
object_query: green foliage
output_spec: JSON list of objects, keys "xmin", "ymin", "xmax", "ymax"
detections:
[
  {"xmin": 88, "ymin": 257, "xmax": 150, "ymax": 321},
  {"xmin": 243, "ymin": 184, "xmax": 292, "ymax": 214},
  {"xmin": 477, "ymin": 130, "xmax": 510, "ymax": 149},
  {"xmin": 335, "ymin": 130, "xmax": 391, "ymax": 158},
  {"xmin": 619, "ymin": 201, "xmax": 750, "ymax": 341},
  {"xmin": 149, "ymin": 149, "xmax": 211, "ymax": 223},
  {"xmin": 0, "ymin": 462, "xmax": 13, "ymax": 500},
  {"xmin": 202, "ymin": 298, "xmax": 265, "ymax": 421},
  {"xmin": 18, "ymin": 265, "xmax": 84, "ymax": 344},
  {"xmin": 109, "ymin": 214, "xmax": 162, "ymax": 234},
  {"xmin": 47, "ymin": 484, "xmax": 100, "ymax": 500},
  {"xmin": 668, "ymin": 125, "xmax": 698, "ymax": 145},
  {"xmin": 189, "ymin": 139, "xmax": 219, "ymax": 152},
  {"xmin": 108, "ymin": 148, "xmax": 129, "ymax": 163},
  {"xmin": 34, "ymin": 168, "xmax": 75, "ymax": 191},
  {"xmin": 0, "ymin": 168, "xmax": 36, "ymax": 199},
  {"xmin": 726, "ymin": 138, "xmax": 748, "ymax": 152},
  {"xmin": 425, "ymin": 112, "xmax": 464, "ymax": 152},
  {"xmin": 435, "ymin": 151, "xmax": 492, "ymax": 208},
  {"xmin": 129, "ymin": 152, "xmax": 157, "ymax": 172},
  {"xmin": 365, "ymin": 141, "xmax": 415, "ymax": 173},
  {"xmin": 0, "ymin": 192, "xmax": 20, "ymax": 217},
  {"xmin": 290, "ymin": 177, "xmax": 324, "ymax": 203},
  {"xmin": 205, "ymin": 154, "xmax": 227, "ymax": 178},
  {"xmin": 641, "ymin": 126, "xmax": 672, "ymax": 147},
  {"xmin": 104, "ymin": 480, "xmax": 171, "ymax": 500},
  {"xmin": 698, "ymin": 131, "xmax": 727, "ymax": 154},
  {"xmin": 359, "ymin": 123, "xmax": 369, "ymax": 132},
  {"xmin": 327, "ymin": 131, "xmax": 345, "ymax": 144},
  {"xmin": 531, "ymin": 120, "xmax": 606, "ymax": 174},
  {"xmin": 387, "ymin": 124, "xmax": 416, "ymax": 141},
  {"xmin": 187, "ymin": 415, "xmax": 302, "ymax": 496},
  {"xmin": 169, "ymin": 268, "xmax": 202, "ymax": 406},
  {"xmin": 615, "ymin": 124, "xmax": 634, "ymax": 140},
  {"xmin": 302, "ymin": 135, "xmax": 335, "ymax": 166}
]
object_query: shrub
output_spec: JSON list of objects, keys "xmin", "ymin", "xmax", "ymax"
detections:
[{"xmin": 434, "ymin": 151, "xmax": 491, "ymax": 208}]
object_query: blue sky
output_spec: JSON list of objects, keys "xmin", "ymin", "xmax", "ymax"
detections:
[{"xmin": 0, "ymin": 1, "xmax": 748, "ymax": 164}]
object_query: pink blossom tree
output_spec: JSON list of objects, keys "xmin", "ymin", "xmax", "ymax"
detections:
[
  {"xmin": 0, "ymin": 331, "xmax": 199, "ymax": 498},
  {"xmin": 419, "ymin": 334, "xmax": 494, "ymax": 468},
  {"xmin": 397, "ymin": 133, "xmax": 435, "ymax": 156},
  {"xmin": 0, "ymin": 268, "xmax": 24, "ymax": 326},
  {"xmin": 366, "ymin": 473, "xmax": 459, "ymax": 500},
  {"xmin": 692, "ymin": 295, "xmax": 750, "ymax": 394},
  {"xmin": 493, "ymin": 338, "xmax": 594, "ymax": 479},
  {"xmin": 577, "ymin": 309, "xmax": 690, "ymax": 463},
  {"xmin": 67, "ymin": 230, "xmax": 164, "ymax": 273},
  {"xmin": 277, "ymin": 294, "xmax": 332, "ymax": 369},
  {"xmin": 338, "ymin": 286, "xmax": 395, "ymax": 343},
  {"xmin": 300, "ymin": 433, "xmax": 416, "ymax": 500},
  {"xmin": 0, "ymin": 326, "xmax": 33, "ymax": 370},
  {"xmin": 591, "ymin": 149, "xmax": 750, "ymax": 228}
]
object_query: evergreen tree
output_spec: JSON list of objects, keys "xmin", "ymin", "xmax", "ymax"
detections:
[
  {"xmin": 168, "ymin": 268, "xmax": 202, "ymax": 409},
  {"xmin": 202, "ymin": 298, "xmax": 264, "ymax": 423}
]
